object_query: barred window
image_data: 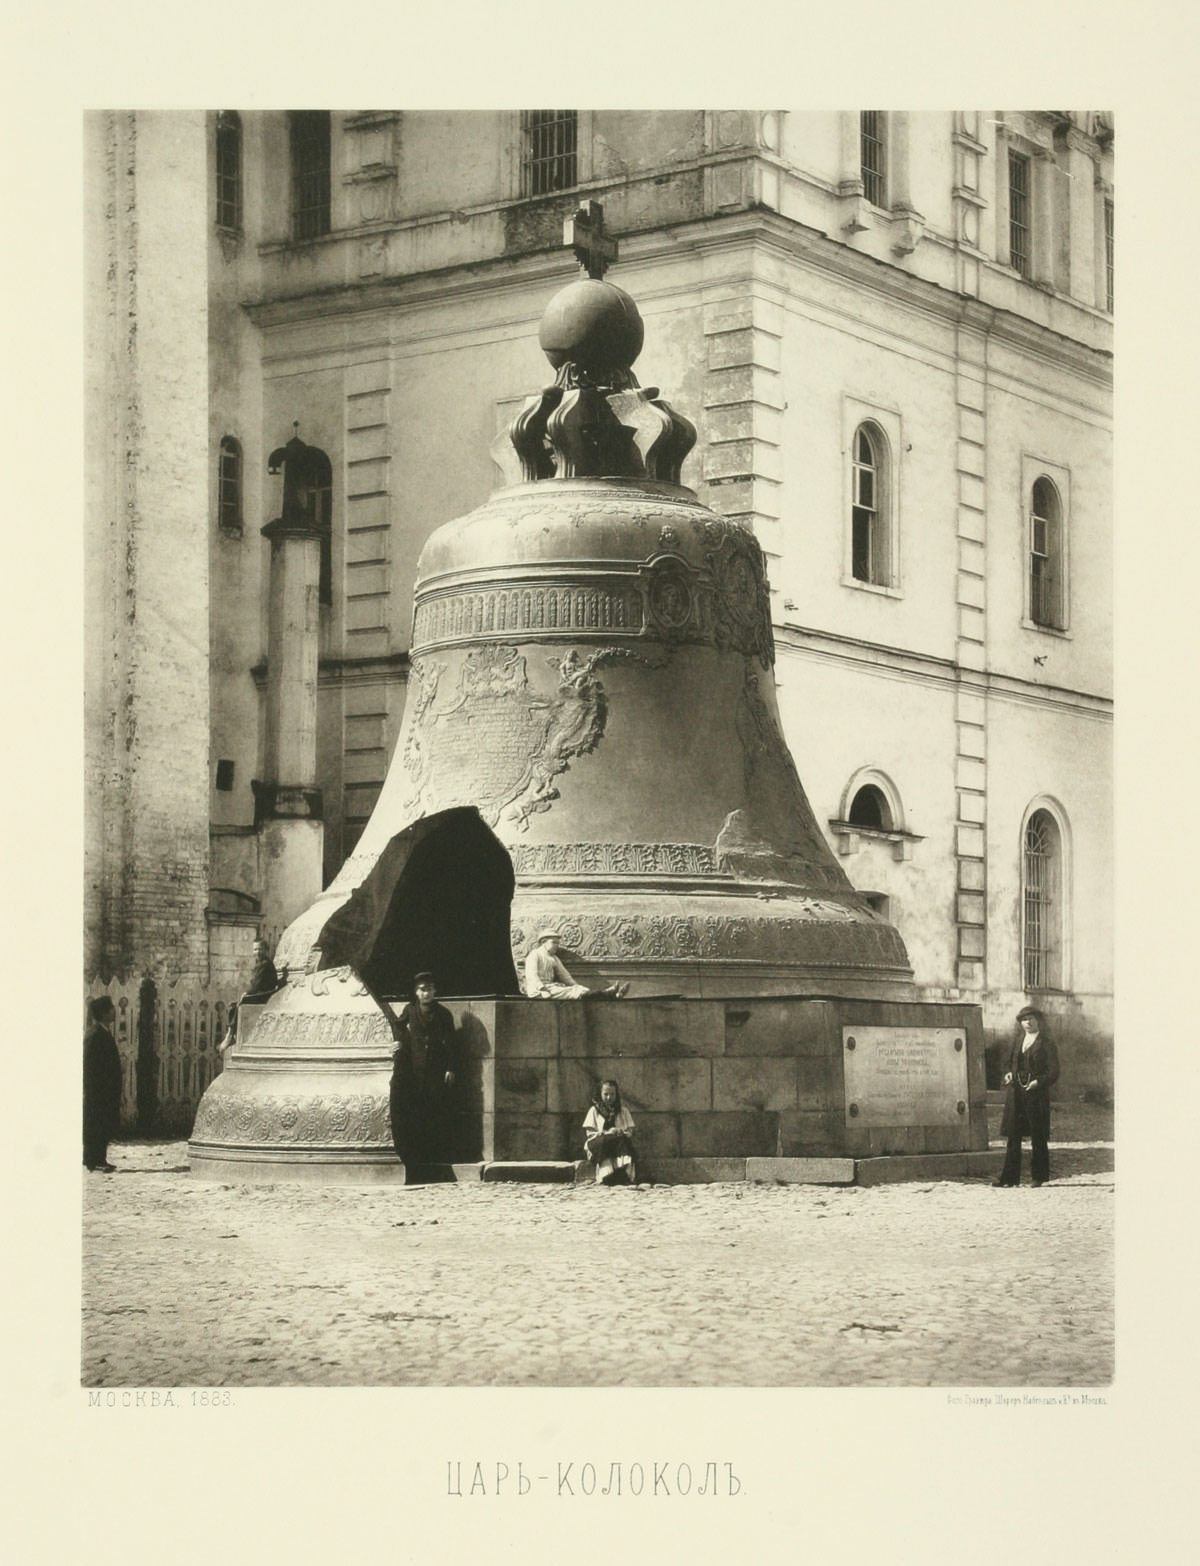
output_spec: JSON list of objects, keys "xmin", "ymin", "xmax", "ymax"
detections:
[
  {"xmin": 522, "ymin": 111, "xmax": 577, "ymax": 196},
  {"xmin": 860, "ymin": 112, "xmax": 886, "ymax": 207},
  {"xmin": 215, "ymin": 111, "xmax": 242, "ymax": 232},
  {"xmin": 1030, "ymin": 476, "xmax": 1064, "ymax": 629},
  {"xmin": 218, "ymin": 436, "xmax": 243, "ymax": 533},
  {"xmin": 290, "ymin": 111, "xmax": 331, "ymax": 241},
  {"xmin": 851, "ymin": 423, "xmax": 891, "ymax": 586},
  {"xmin": 1009, "ymin": 149, "xmax": 1031, "ymax": 275},
  {"xmin": 1023, "ymin": 810, "xmax": 1062, "ymax": 989},
  {"xmin": 1104, "ymin": 198, "xmax": 1114, "ymax": 313}
]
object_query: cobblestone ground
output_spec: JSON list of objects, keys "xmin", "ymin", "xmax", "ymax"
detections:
[{"xmin": 82, "ymin": 1142, "xmax": 1113, "ymax": 1387}]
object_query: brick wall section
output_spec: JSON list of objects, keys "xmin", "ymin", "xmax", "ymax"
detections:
[{"xmin": 85, "ymin": 112, "xmax": 211, "ymax": 982}]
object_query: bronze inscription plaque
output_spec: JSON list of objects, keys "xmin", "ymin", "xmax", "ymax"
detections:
[{"xmin": 842, "ymin": 1027, "xmax": 968, "ymax": 1127}]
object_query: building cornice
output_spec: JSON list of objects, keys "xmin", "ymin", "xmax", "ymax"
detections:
[
  {"xmin": 244, "ymin": 189, "xmax": 1112, "ymax": 385},
  {"xmin": 774, "ymin": 623, "xmax": 1112, "ymax": 720}
]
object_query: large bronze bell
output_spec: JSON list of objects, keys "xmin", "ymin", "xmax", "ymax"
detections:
[
  {"xmin": 274, "ymin": 257, "xmax": 911, "ymax": 1001},
  {"xmin": 191, "ymin": 208, "xmax": 916, "ymax": 1180}
]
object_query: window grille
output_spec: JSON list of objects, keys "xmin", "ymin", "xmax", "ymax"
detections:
[
  {"xmin": 218, "ymin": 436, "xmax": 242, "ymax": 533},
  {"xmin": 851, "ymin": 425, "xmax": 881, "ymax": 583},
  {"xmin": 1029, "ymin": 476, "xmax": 1062, "ymax": 628},
  {"xmin": 1023, "ymin": 813, "xmax": 1054, "ymax": 989},
  {"xmin": 215, "ymin": 111, "xmax": 242, "ymax": 231},
  {"xmin": 290, "ymin": 111, "xmax": 331, "ymax": 241},
  {"xmin": 860, "ymin": 112, "xmax": 886, "ymax": 207},
  {"xmin": 1104, "ymin": 198, "xmax": 1114, "ymax": 312},
  {"xmin": 522, "ymin": 111, "xmax": 577, "ymax": 196},
  {"xmin": 1009, "ymin": 149, "xmax": 1031, "ymax": 275}
]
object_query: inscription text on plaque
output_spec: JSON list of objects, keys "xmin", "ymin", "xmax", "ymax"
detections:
[{"xmin": 842, "ymin": 1026, "xmax": 968, "ymax": 1127}]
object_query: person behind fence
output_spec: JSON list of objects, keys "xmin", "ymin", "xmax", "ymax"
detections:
[
  {"xmin": 524, "ymin": 931, "xmax": 628, "ymax": 999},
  {"xmin": 219, "ymin": 937, "xmax": 282, "ymax": 1055},
  {"xmin": 389, "ymin": 972, "xmax": 459, "ymax": 1174},
  {"xmin": 992, "ymin": 1005, "xmax": 1061, "ymax": 1189},
  {"xmin": 83, "ymin": 996, "xmax": 122, "ymax": 1174},
  {"xmin": 582, "ymin": 1078, "xmax": 638, "ymax": 1186}
]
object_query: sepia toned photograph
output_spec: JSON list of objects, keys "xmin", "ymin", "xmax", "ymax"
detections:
[{"xmin": 82, "ymin": 107, "xmax": 1114, "ymax": 1392}]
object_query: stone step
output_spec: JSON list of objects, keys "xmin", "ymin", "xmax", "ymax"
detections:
[{"xmin": 481, "ymin": 1160, "xmax": 578, "ymax": 1183}]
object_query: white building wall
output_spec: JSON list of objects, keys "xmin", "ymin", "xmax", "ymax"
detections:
[{"xmin": 89, "ymin": 108, "xmax": 1112, "ymax": 1065}]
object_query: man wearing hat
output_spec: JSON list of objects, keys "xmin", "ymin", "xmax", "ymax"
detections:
[
  {"xmin": 993, "ymin": 1005, "xmax": 1061, "ymax": 1188},
  {"xmin": 388, "ymin": 972, "xmax": 460, "ymax": 1175},
  {"xmin": 83, "ymin": 995, "xmax": 123, "ymax": 1173},
  {"xmin": 523, "ymin": 931, "xmax": 628, "ymax": 1000}
]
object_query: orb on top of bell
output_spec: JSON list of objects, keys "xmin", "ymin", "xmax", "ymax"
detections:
[{"xmin": 538, "ymin": 279, "xmax": 644, "ymax": 379}]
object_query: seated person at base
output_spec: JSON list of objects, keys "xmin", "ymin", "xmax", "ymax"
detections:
[
  {"xmin": 219, "ymin": 937, "xmax": 283, "ymax": 1055},
  {"xmin": 524, "ymin": 930, "xmax": 628, "ymax": 999},
  {"xmin": 582, "ymin": 1078, "xmax": 638, "ymax": 1186}
]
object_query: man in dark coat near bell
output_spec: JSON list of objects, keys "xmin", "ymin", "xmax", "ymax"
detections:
[
  {"xmin": 83, "ymin": 996, "xmax": 123, "ymax": 1173},
  {"xmin": 388, "ymin": 973, "xmax": 459, "ymax": 1178},
  {"xmin": 993, "ymin": 1005, "xmax": 1061, "ymax": 1188}
]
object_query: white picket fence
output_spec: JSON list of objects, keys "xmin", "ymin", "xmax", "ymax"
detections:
[{"xmin": 85, "ymin": 978, "xmax": 238, "ymax": 1135}]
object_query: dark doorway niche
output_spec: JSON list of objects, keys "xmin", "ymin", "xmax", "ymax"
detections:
[{"xmin": 359, "ymin": 808, "xmax": 520, "ymax": 999}]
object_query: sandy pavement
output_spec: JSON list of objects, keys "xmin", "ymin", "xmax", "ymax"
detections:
[{"xmin": 82, "ymin": 1140, "xmax": 1113, "ymax": 1387}]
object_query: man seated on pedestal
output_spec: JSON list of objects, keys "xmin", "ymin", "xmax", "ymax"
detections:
[
  {"xmin": 523, "ymin": 930, "xmax": 628, "ymax": 1000},
  {"xmin": 219, "ymin": 937, "xmax": 284, "ymax": 1055}
]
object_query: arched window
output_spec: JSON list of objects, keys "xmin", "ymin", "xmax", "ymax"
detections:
[
  {"xmin": 218, "ymin": 436, "xmax": 242, "ymax": 533},
  {"xmin": 290, "ymin": 111, "xmax": 331, "ymax": 241},
  {"xmin": 1030, "ymin": 476, "xmax": 1064, "ymax": 629},
  {"xmin": 851, "ymin": 422, "xmax": 891, "ymax": 586},
  {"xmin": 860, "ymin": 111, "xmax": 887, "ymax": 207},
  {"xmin": 215, "ymin": 111, "xmax": 242, "ymax": 232},
  {"xmin": 1023, "ymin": 808, "xmax": 1064, "ymax": 989},
  {"xmin": 848, "ymin": 784, "xmax": 892, "ymax": 832}
]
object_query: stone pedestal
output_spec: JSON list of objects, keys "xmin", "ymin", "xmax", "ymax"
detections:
[{"xmin": 190, "ymin": 986, "xmax": 985, "ymax": 1182}]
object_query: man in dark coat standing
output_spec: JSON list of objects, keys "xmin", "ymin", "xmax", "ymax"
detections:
[
  {"xmin": 83, "ymin": 996, "xmax": 123, "ymax": 1173},
  {"xmin": 388, "ymin": 973, "xmax": 459, "ymax": 1178},
  {"xmin": 993, "ymin": 1005, "xmax": 1060, "ymax": 1188}
]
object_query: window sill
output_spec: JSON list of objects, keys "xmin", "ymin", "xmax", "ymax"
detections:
[
  {"xmin": 259, "ymin": 232, "xmax": 341, "ymax": 257},
  {"xmin": 841, "ymin": 575, "xmax": 902, "ymax": 600},
  {"xmin": 828, "ymin": 820, "xmax": 923, "ymax": 862},
  {"xmin": 1020, "ymin": 618, "xmax": 1071, "ymax": 639}
]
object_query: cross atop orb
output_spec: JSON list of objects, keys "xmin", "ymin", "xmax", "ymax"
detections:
[{"xmin": 565, "ymin": 199, "xmax": 618, "ymax": 280}]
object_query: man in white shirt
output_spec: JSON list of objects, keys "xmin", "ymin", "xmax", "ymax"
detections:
[{"xmin": 523, "ymin": 931, "xmax": 628, "ymax": 999}]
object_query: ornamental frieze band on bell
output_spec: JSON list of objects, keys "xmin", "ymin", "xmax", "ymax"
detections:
[{"xmin": 191, "ymin": 200, "xmax": 920, "ymax": 1176}]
